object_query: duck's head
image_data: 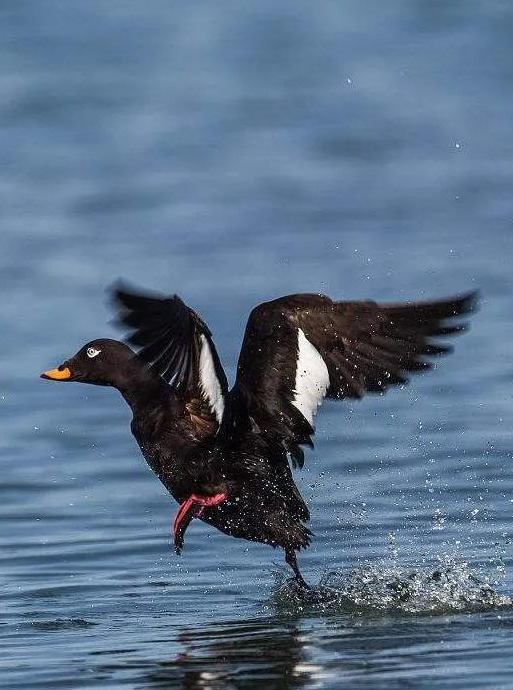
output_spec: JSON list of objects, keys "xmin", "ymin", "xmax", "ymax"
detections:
[{"xmin": 41, "ymin": 338, "xmax": 136, "ymax": 387}]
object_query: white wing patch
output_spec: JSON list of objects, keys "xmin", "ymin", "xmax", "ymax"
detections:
[
  {"xmin": 198, "ymin": 334, "xmax": 225, "ymax": 424},
  {"xmin": 292, "ymin": 328, "xmax": 330, "ymax": 425}
]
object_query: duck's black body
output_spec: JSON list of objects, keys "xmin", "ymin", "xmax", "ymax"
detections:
[
  {"xmin": 129, "ymin": 384, "xmax": 310, "ymax": 553},
  {"xmin": 42, "ymin": 284, "xmax": 477, "ymax": 586}
]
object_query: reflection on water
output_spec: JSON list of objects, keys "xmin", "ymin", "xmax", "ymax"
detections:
[
  {"xmin": 87, "ymin": 565, "xmax": 511, "ymax": 688},
  {"xmin": 90, "ymin": 604, "xmax": 513, "ymax": 690},
  {"xmin": 138, "ymin": 619, "xmax": 312, "ymax": 689}
]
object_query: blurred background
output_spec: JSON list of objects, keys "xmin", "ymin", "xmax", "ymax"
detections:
[{"xmin": 1, "ymin": 2, "xmax": 513, "ymax": 688}]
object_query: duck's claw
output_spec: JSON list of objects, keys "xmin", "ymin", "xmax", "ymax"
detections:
[{"xmin": 173, "ymin": 492, "xmax": 228, "ymax": 554}]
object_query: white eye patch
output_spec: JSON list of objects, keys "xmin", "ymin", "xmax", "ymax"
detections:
[{"xmin": 86, "ymin": 347, "xmax": 101, "ymax": 359}]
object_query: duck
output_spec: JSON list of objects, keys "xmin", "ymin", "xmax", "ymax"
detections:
[{"xmin": 41, "ymin": 283, "xmax": 477, "ymax": 587}]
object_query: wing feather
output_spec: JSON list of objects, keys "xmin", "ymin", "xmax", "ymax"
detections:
[
  {"xmin": 113, "ymin": 282, "xmax": 228, "ymax": 437},
  {"xmin": 229, "ymin": 290, "xmax": 478, "ymax": 466}
]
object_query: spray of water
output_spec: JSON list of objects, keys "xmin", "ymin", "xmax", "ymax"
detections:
[{"xmin": 271, "ymin": 559, "xmax": 511, "ymax": 615}]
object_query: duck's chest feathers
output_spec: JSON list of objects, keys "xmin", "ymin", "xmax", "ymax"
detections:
[
  {"xmin": 130, "ymin": 412, "xmax": 217, "ymax": 498},
  {"xmin": 131, "ymin": 415, "xmax": 179, "ymax": 472}
]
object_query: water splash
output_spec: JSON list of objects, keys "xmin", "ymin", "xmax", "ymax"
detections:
[{"xmin": 271, "ymin": 561, "xmax": 511, "ymax": 615}]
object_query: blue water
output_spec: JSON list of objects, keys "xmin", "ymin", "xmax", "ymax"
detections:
[{"xmin": 1, "ymin": 1, "xmax": 513, "ymax": 687}]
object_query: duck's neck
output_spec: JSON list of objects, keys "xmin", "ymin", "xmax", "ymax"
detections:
[{"xmin": 115, "ymin": 361, "xmax": 171, "ymax": 417}]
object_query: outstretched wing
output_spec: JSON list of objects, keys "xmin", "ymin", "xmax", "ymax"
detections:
[
  {"xmin": 113, "ymin": 282, "xmax": 228, "ymax": 439},
  {"xmin": 229, "ymin": 291, "xmax": 478, "ymax": 467}
]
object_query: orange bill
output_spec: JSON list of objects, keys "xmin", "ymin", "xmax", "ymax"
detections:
[{"xmin": 41, "ymin": 367, "xmax": 71, "ymax": 380}]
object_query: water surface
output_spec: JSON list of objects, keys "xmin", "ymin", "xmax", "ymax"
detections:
[{"xmin": 1, "ymin": 2, "xmax": 513, "ymax": 688}]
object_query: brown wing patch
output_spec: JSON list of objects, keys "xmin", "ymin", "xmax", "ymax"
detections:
[{"xmin": 186, "ymin": 398, "xmax": 218, "ymax": 439}]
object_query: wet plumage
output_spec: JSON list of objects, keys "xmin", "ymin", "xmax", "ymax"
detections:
[{"xmin": 42, "ymin": 283, "xmax": 478, "ymax": 586}]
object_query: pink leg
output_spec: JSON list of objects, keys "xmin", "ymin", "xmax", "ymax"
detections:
[{"xmin": 173, "ymin": 492, "xmax": 227, "ymax": 554}]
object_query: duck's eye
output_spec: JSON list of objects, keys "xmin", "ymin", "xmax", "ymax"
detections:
[{"xmin": 87, "ymin": 347, "xmax": 101, "ymax": 359}]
